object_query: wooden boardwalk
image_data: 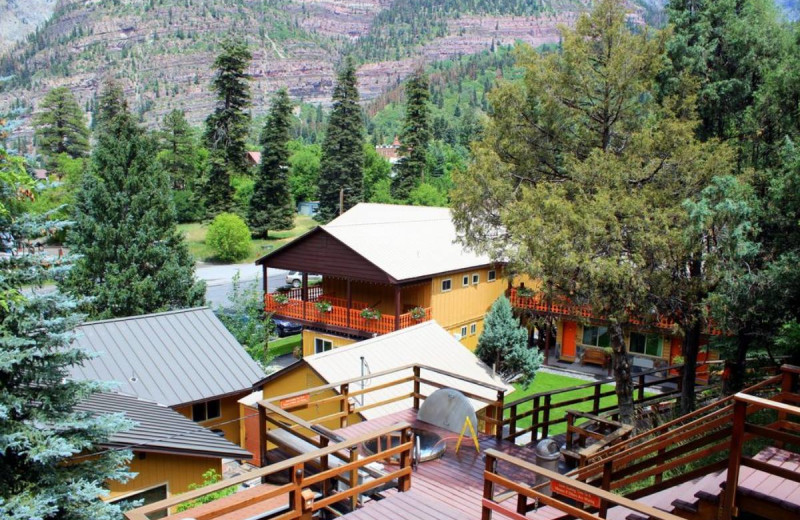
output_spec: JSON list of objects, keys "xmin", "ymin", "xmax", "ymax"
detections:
[{"xmin": 337, "ymin": 409, "xmax": 564, "ymax": 520}]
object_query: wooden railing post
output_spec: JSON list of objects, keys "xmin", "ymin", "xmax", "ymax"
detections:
[
  {"xmin": 258, "ymin": 403, "xmax": 268, "ymax": 471},
  {"xmin": 340, "ymin": 383, "xmax": 349, "ymax": 429},
  {"xmin": 566, "ymin": 412, "xmax": 575, "ymax": 450},
  {"xmin": 398, "ymin": 427, "xmax": 413, "ymax": 492},
  {"xmin": 349, "ymin": 446, "xmax": 359, "ymax": 510},
  {"xmin": 600, "ymin": 460, "xmax": 613, "ymax": 518},
  {"xmin": 542, "ymin": 395, "xmax": 552, "ymax": 439},
  {"xmin": 533, "ymin": 396, "xmax": 541, "ymax": 441},
  {"xmin": 509, "ymin": 404, "xmax": 518, "ymax": 441},
  {"xmin": 495, "ymin": 390, "xmax": 505, "ymax": 441},
  {"xmin": 638, "ymin": 374, "xmax": 645, "ymax": 402},
  {"xmin": 593, "ymin": 385, "xmax": 601, "ymax": 415},
  {"xmin": 481, "ymin": 452, "xmax": 497, "ymax": 520},
  {"xmin": 319, "ymin": 437, "xmax": 331, "ymax": 499},
  {"xmin": 413, "ymin": 366, "xmax": 421, "ymax": 410},
  {"xmin": 721, "ymin": 397, "xmax": 748, "ymax": 520},
  {"xmin": 290, "ymin": 463, "xmax": 305, "ymax": 517}
]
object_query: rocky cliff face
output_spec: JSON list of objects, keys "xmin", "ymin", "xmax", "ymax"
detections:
[
  {"xmin": 0, "ymin": 0, "xmax": 643, "ymax": 138},
  {"xmin": 0, "ymin": 0, "xmax": 58, "ymax": 54}
]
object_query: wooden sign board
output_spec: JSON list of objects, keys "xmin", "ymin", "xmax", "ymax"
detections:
[
  {"xmin": 551, "ymin": 481, "xmax": 601, "ymax": 508},
  {"xmin": 280, "ymin": 394, "xmax": 310, "ymax": 410}
]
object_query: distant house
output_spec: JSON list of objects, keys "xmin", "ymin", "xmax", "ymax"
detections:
[
  {"xmin": 296, "ymin": 200, "xmax": 319, "ymax": 216},
  {"xmin": 76, "ymin": 392, "xmax": 251, "ymax": 517},
  {"xmin": 245, "ymin": 151, "xmax": 262, "ymax": 166},
  {"xmin": 33, "ymin": 168, "xmax": 48, "ymax": 180},
  {"xmin": 69, "ymin": 308, "xmax": 267, "ymax": 447},
  {"xmin": 375, "ymin": 136, "xmax": 401, "ymax": 164}
]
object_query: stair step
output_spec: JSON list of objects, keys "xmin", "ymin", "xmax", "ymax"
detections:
[
  {"xmin": 625, "ymin": 513, "xmax": 650, "ymax": 520},
  {"xmin": 671, "ymin": 498, "xmax": 699, "ymax": 514}
]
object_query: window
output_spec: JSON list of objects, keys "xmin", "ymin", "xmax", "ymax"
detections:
[
  {"xmin": 472, "ymin": 273, "xmax": 480, "ymax": 285},
  {"xmin": 487, "ymin": 270, "xmax": 496, "ymax": 282},
  {"xmin": 460, "ymin": 326, "xmax": 468, "ymax": 338},
  {"xmin": 630, "ymin": 333, "xmax": 663, "ymax": 357},
  {"xmin": 462, "ymin": 275, "xmax": 470, "ymax": 287},
  {"xmin": 441, "ymin": 279, "xmax": 452, "ymax": 292},
  {"xmin": 111, "ymin": 485, "xmax": 168, "ymax": 519},
  {"xmin": 581, "ymin": 326, "xmax": 610, "ymax": 348},
  {"xmin": 192, "ymin": 399, "xmax": 221, "ymax": 422},
  {"xmin": 315, "ymin": 338, "xmax": 333, "ymax": 354},
  {"xmin": 470, "ymin": 323, "xmax": 477, "ymax": 335}
]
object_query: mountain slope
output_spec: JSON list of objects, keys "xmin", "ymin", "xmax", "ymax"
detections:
[{"xmin": 0, "ymin": 0, "xmax": 57, "ymax": 54}]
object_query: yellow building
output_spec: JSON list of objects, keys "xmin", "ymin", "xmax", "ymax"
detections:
[
  {"xmin": 76, "ymin": 392, "xmax": 251, "ymax": 518},
  {"xmin": 257, "ymin": 203, "xmax": 509, "ymax": 356}
]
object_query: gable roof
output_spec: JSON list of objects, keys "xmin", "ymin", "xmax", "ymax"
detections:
[
  {"xmin": 301, "ymin": 321, "xmax": 512, "ymax": 420},
  {"xmin": 69, "ymin": 308, "xmax": 266, "ymax": 407},
  {"xmin": 76, "ymin": 392, "xmax": 252, "ymax": 459},
  {"xmin": 257, "ymin": 203, "xmax": 495, "ymax": 282}
]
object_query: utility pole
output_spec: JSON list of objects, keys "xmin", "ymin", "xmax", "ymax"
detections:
[{"xmin": 339, "ymin": 187, "xmax": 344, "ymax": 216}]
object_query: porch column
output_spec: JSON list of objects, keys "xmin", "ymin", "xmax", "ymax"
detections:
[
  {"xmin": 262, "ymin": 264, "xmax": 268, "ymax": 294},
  {"xmin": 302, "ymin": 272, "xmax": 308, "ymax": 320},
  {"xmin": 394, "ymin": 285, "xmax": 402, "ymax": 331},
  {"xmin": 346, "ymin": 279, "xmax": 352, "ymax": 328}
]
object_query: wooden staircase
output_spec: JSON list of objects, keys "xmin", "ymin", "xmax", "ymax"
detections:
[{"xmin": 605, "ymin": 471, "xmax": 725, "ymax": 520}]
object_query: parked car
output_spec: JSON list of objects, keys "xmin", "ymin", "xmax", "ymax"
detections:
[
  {"xmin": 285, "ymin": 271, "xmax": 322, "ymax": 288},
  {"xmin": 272, "ymin": 317, "xmax": 302, "ymax": 337}
]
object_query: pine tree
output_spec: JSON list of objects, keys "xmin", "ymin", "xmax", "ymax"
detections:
[
  {"xmin": 318, "ymin": 57, "xmax": 364, "ymax": 222},
  {"xmin": 33, "ymin": 87, "xmax": 90, "ymax": 165},
  {"xmin": 392, "ymin": 69, "xmax": 431, "ymax": 201},
  {"xmin": 0, "ymin": 147, "xmax": 133, "ymax": 520},
  {"xmin": 93, "ymin": 81, "xmax": 127, "ymax": 131},
  {"xmin": 204, "ymin": 39, "xmax": 252, "ymax": 217},
  {"xmin": 158, "ymin": 109, "xmax": 202, "ymax": 190},
  {"xmin": 476, "ymin": 296, "xmax": 542, "ymax": 388},
  {"xmin": 248, "ymin": 89, "xmax": 295, "ymax": 238},
  {"xmin": 62, "ymin": 103, "xmax": 205, "ymax": 319}
]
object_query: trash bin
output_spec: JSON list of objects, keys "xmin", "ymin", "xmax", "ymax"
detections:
[{"xmin": 534, "ymin": 438, "xmax": 561, "ymax": 495}]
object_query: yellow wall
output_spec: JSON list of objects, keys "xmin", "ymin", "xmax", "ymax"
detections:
[
  {"xmin": 431, "ymin": 266, "xmax": 506, "ymax": 341},
  {"xmin": 173, "ymin": 393, "xmax": 246, "ymax": 447},
  {"xmin": 107, "ymin": 452, "xmax": 220, "ymax": 501},
  {"xmin": 301, "ymin": 330, "xmax": 356, "ymax": 358},
  {"xmin": 261, "ymin": 363, "xmax": 362, "ymax": 433},
  {"xmin": 447, "ymin": 318, "xmax": 485, "ymax": 351}
]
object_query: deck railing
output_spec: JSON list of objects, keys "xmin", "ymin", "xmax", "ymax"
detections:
[{"xmin": 266, "ymin": 293, "xmax": 432, "ymax": 335}]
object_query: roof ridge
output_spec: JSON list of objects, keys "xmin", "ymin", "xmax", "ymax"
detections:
[{"xmin": 79, "ymin": 306, "xmax": 210, "ymax": 327}]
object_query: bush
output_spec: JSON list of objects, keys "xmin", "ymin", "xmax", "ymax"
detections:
[{"xmin": 206, "ymin": 212, "xmax": 252, "ymax": 262}]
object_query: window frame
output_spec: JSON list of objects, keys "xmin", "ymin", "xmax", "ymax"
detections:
[
  {"xmin": 487, "ymin": 269, "xmax": 496, "ymax": 282},
  {"xmin": 472, "ymin": 273, "xmax": 480, "ymax": 285},
  {"xmin": 314, "ymin": 337, "xmax": 333, "ymax": 354},
  {"xmin": 581, "ymin": 325, "xmax": 610, "ymax": 349},
  {"xmin": 460, "ymin": 326, "xmax": 468, "ymax": 338},
  {"xmin": 441, "ymin": 279, "xmax": 452, "ymax": 292},
  {"xmin": 462, "ymin": 275, "xmax": 470, "ymax": 287},
  {"xmin": 192, "ymin": 399, "xmax": 222, "ymax": 423},
  {"xmin": 629, "ymin": 332, "xmax": 663, "ymax": 358},
  {"xmin": 470, "ymin": 323, "xmax": 477, "ymax": 335}
]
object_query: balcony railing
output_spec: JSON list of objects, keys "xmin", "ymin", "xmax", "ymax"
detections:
[{"xmin": 265, "ymin": 293, "xmax": 432, "ymax": 335}]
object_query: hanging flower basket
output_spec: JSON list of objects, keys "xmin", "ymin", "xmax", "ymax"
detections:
[
  {"xmin": 315, "ymin": 300, "xmax": 333, "ymax": 313},
  {"xmin": 410, "ymin": 306, "xmax": 426, "ymax": 321},
  {"xmin": 273, "ymin": 293, "xmax": 289, "ymax": 305},
  {"xmin": 360, "ymin": 307, "xmax": 382, "ymax": 320},
  {"xmin": 517, "ymin": 287, "xmax": 535, "ymax": 298}
]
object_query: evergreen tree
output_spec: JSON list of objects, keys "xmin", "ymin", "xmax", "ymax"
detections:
[
  {"xmin": 204, "ymin": 39, "xmax": 252, "ymax": 217},
  {"xmin": 158, "ymin": 109, "xmax": 203, "ymax": 190},
  {"xmin": 33, "ymin": 87, "xmax": 90, "ymax": 165},
  {"xmin": 318, "ymin": 57, "xmax": 364, "ymax": 222},
  {"xmin": 392, "ymin": 70, "xmax": 431, "ymax": 201},
  {"xmin": 62, "ymin": 103, "xmax": 205, "ymax": 319},
  {"xmin": 93, "ymin": 81, "xmax": 127, "ymax": 131},
  {"xmin": 0, "ymin": 147, "xmax": 133, "ymax": 520},
  {"xmin": 248, "ymin": 89, "xmax": 295, "ymax": 238},
  {"xmin": 476, "ymin": 296, "xmax": 542, "ymax": 389}
]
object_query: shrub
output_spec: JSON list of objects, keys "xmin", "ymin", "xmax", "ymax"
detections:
[{"xmin": 206, "ymin": 212, "xmax": 251, "ymax": 262}]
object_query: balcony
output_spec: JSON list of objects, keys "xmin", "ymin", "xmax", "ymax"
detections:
[{"xmin": 265, "ymin": 289, "xmax": 432, "ymax": 336}]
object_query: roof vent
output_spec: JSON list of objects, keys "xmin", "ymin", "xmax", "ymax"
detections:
[{"xmin": 417, "ymin": 388, "xmax": 476, "ymax": 434}]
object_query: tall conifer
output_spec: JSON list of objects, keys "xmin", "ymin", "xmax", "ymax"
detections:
[
  {"xmin": 33, "ymin": 87, "xmax": 90, "ymax": 165},
  {"xmin": 248, "ymin": 89, "xmax": 295, "ymax": 238},
  {"xmin": 318, "ymin": 58, "xmax": 364, "ymax": 222},
  {"xmin": 392, "ymin": 69, "xmax": 431, "ymax": 201}
]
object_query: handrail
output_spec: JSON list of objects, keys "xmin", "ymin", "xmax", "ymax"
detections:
[{"xmin": 124, "ymin": 422, "xmax": 413, "ymax": 520}]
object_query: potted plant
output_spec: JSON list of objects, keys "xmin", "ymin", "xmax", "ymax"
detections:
[
  {"xmin": 517, "ymin": 286, "xmax": 535, "ymax": 298},
  {"xmin": 273, "ymin": 293, "xmax": 289, "ymax": 305},
  {"xmin": 410, "ymin": 306, "xmax": 426, "ymax": 321},
  {"xmin": 360, "ymin": 307, "xmax": 382, "ymax": 320},
  {"xmin": 315, "ymin": 300, "xmax": 333, "ymax": 313}
]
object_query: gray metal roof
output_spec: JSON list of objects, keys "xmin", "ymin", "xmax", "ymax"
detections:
[
  {"xmin": 76, "ymin": 392, "xmax": 252, "ymax": 459},
  {"xmin": 69, "ymin": 307, "xmax": 266, "ymax": 407}
]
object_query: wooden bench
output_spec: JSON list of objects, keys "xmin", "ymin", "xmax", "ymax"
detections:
[{"xmin": 582, "ymin": 348, "xmax": 609, "ymax": 368}]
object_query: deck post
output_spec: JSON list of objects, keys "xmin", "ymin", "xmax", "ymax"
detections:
[
  {"xmin": 290, "ymin": 463, "xmax": 305, "ymax": 517},
  {"xmin": 346, "ymin": 278, "xmax": 352, "ymax": 328},
  {"xmin": 495, "ymin": 390, "xmax": 505, "ymax": 441},
  {"xmin": 340, "ymin": 383, "xmax": 350, "ymax": 428},
  {"xmin": 542, "ymin": 395, "xmax": 551, "ymax": 439},
  {"xmin": 413, "ymin": 366, "xmax": 421, "ymax": 410},
  {"xmin": 263, "ymin": 264, "xmax": 268, "ymax": 294},
  {"xmin": 593, "ymin": 385, "xmax": 601, "ymax": 415},
  {"xmin": 319, "ymin": 437, "xmax": 331, "ymax": 499},
  {"xmin": 481, "ymin": 453, "xmax": 497, "ymax": 520},
  {"xmin": 509, "ymin": 404, "xmax": 518, "ymax": 441},
  {"xmin": 349, "ymin": 447, "xmax": 359, "ymax": 510},
  {"xmin": 533, "ymin": 396, "xmax": 541, "ymax": 441},
  {"xmin": 566, "ymin": 413, "xmax": 574, "ymax": 450},
  {"xmin": 637, "ymin": 374, "xmax": 645, "ymax": 402},
  {"xmin": 301, "ymin": 273, "xmax": 308, "ymax": 321},
  {"xmin": 394, "ymin": 285, "xmax": 402, "ymax": 331},
  {"xmin": 721, "ymin": 397, "xmax": 747, "ymax": 520},
  {"xmin": 258, "ymin": 403, "xmax": 268, "ymax": 471},
  {"xmin": 398, "ymin": 427, "xmax": 412, "ymax": 492},
  {"xmin": 600, "ymin": 460, "xmax": 613, "ymax": 518}
]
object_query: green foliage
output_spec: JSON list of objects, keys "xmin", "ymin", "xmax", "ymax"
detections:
[
  {"xmin": 249, "ymin": 89, "xmax": 295, "ymax": 238},
  {"xmin": 476, "ymin": 296, "xmax": 542, "ymax": 389},
  {"xmin": 392, "ymin": 70, "xmax": 432, "ymax": 201},
  {"xmin": 318, "ymin": 57, "xmax": 365, "ymax": 222},
  {"xmin": 157, "ymin": 109, "xmax": 205, "ymax": 191},
  {"xmin": 408, "ymin": 183, "xmax": 447, "ymax": 207},
  {"xmin": 33, "ymin": 86, "xmax": 90, "ymax": 165},
  {"xmin": 62, "ymin": 103, "xmax": 205, "ymax": 319},
  {"xmin": 363, "ymin": 144, "xmax": 392, "ymax": 202},
  {"xmin": 93, "ymin": 81, "xmax": 127, "ymax": 131},
  {"xmin": 216, "ymin": 273, "xmax": 272, "ymax": 367},
  {"xmin": 232, "ymin": 175, "xmax": 254, "ymax": 215},
  {"xmin": 288, "ymin": 140, "xmax": 321, "ymax": 202},
  {"xmin": 204, "ymin": 38, "xmax": 252, "ymax": 217},
  {"xmin": 175, "ymin": 469, "xmax": 236, "ymax": 513},
  {"xmin": 206, "ymin": 212, "xmax": 251, "ymax": 262}
]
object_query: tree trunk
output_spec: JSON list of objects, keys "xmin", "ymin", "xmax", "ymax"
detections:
[
  {"xmin": 681, "ymin": 320, "xmax": 702, "ymax": 415},
  {"xmin": 610, "ymin": 322, "xmax": 634, "ymax": 426},
  {"xmin": 723, "ymin": 328, "xmax": 751, "ymax": 395}
]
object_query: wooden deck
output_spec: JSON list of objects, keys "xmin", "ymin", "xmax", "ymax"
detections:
[{"xmin": 336, "ymin": 408, "xmax": 563, "ymax": 520}]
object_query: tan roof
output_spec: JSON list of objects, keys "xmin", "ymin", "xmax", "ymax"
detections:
[
  {"xmin": 322, "ymin": 203, "xmax": 494, "ymax": 281},
  {"xmin": 304, "ymin": 321, "xmax": 511, "ymax": 420}
]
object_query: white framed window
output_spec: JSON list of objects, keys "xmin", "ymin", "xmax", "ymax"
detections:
[
  {"xmin": 441, "ymin": 279, "xmax": 452, "ymax": 292},
  {"xmin": 472, "ymin": 273, "xmax": 480, "ymax": 285},
  {"xmin": 470, "ymin": 323, "xmax": 477, "ymax": 335},
  {"xmin": 460, "ymin": 326, "xmax": 468, "ymax": 338},
  {"xmin": 462, "ymin": 275, "xmax": 470, "ymax": 287},
  {"xmin": 630, "ymin": 333, "xmax": 663, "ymax": 357},
  {"xmin": 192, "ymin": 399, "xmax": 221, "ymax": 422},
  {"xmin": 315, "ymin": 338, "xmax": 333, "ymax": 354},
  {"xmin": 487, "ymin": 269, "xmax": 497, "ymax": 282}
]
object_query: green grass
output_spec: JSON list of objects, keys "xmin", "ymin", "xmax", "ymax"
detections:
[
  {"xmin": 180, "ymin": 214, "xmax": 318, "ymax": 264},
  {"xmin": 504, "ymin": 372, "xmax": 621, "ymax": 436},
  {"xmin": 268, "ymin": 334, "xmax": 301, "ymax": 358}
]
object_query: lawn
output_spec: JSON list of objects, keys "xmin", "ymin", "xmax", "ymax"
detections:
[
  {"xmin": 267, "ymin": 334, "xmax": 301, "ymax": 358},
  {"xmin": 504, "ymin": 371, "xmax": 621, "ymax": 436},
  {"xmin": 180, "ymin": 214, "xmax": 318, "ymax": 264}
]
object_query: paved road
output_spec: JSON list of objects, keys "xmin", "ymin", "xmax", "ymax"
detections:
[{"xmin": 197, "ymin": 265, "xmax": 288, "ymax": 309}]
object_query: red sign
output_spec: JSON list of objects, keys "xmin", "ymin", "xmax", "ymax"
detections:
[
  {"xmin": 551, "ymin": 481, "xmax": 601, "ymax": 508},
  {"xmin": 280, "ymin": 394, "xmax": 310, "ymax": 410}
]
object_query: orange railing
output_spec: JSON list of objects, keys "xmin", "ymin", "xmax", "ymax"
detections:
[{"xmin": 265, "ymin": 293, "xmax": 432, "ymax": 335}]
